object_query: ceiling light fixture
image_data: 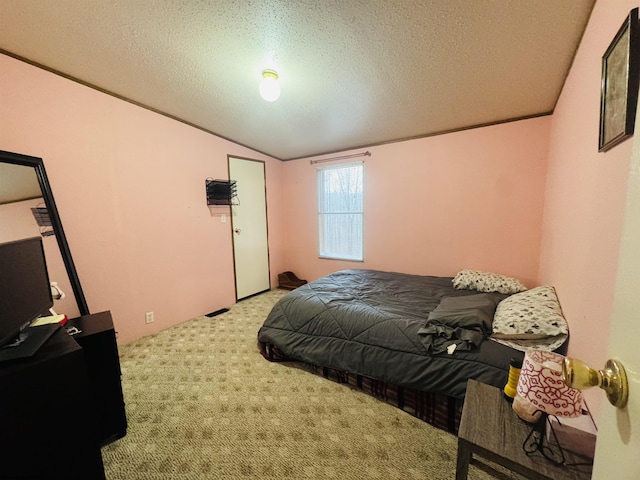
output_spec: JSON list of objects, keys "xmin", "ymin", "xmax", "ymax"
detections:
[{"xmin": 259, "ymin": 69, "xmax": 281, "ymax": 102}]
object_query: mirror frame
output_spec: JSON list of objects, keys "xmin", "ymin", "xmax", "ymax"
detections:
[{"xmin": 0, "ymin": 150, "xmax": 89, "ymax": 315}]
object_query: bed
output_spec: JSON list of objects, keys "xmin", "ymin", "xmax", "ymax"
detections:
[{"xmin": 257, "ymin": 269, "xmax": 569, "ymax": 432}]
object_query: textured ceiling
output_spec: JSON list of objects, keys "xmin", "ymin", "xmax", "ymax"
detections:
[{"xmin": 0, "ymin": 0, "xmax": 595, "ymax": 160}]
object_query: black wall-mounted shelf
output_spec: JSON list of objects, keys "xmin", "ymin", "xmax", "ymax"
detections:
[
  {"xmin": 31, "ymin": 206, "xmax": 54, "ymax": 237},
  {"xmin": 205, "ymin": 178, "xmax": 238, "ymax": 206}
]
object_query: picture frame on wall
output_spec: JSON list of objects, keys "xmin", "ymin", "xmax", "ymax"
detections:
[{"xmin": 599, "ymin": 7, "xmax": 639, "ymax": 152}]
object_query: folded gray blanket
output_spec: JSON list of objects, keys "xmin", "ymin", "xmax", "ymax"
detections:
[{"xmin": 417, "ymin": 293, "xmax": 503, "ymax": 354}]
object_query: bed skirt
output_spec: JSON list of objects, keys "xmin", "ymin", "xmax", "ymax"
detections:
[{"xmin": 259, "ymin": 341, "xmax": 463, "ymax": 434}]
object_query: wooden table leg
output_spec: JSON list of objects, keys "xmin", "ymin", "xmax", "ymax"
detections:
[{"xmin": 456, "ymin": 440, "xmax": 472, "ymax": 480}]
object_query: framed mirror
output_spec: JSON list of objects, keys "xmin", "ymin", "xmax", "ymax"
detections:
[{"xmin": 0, "ymin": 150, "xmax": 89, "ymax": 316}]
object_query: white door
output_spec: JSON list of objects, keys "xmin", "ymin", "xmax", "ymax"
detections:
[
  {"xmin": 229, "ymin": 156, "xmax": 270, "ymax": 300},
  {"xmin": 592, "ymin": 109, "xmax": 640, "ymax": 478}
]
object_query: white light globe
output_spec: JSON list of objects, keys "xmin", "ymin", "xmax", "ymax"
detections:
[{"xmin": 259, "ymin": 72, "xmax": 281, "ymax": 102}]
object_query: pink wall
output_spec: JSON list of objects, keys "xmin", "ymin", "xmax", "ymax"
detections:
[
  {"xmin": 539, "ymin": 0, "xmax": 637, "ymax": 416},
  {"xmin": 0, "ymin": 54, "xmax": 286, "ymax": 344},
  {"xmin": 282, "ymin": 117, "xmax": 551, "ymax": 287}
]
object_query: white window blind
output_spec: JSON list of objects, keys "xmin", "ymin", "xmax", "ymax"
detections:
[{"xmin": 317, "ymin": 161, "xmax": 364, "ymax": 261}]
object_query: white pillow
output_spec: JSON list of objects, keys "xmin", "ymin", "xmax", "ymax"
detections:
[
  {"xmin": 492, "ymin": 285, "xmax": 568, "ymax": 339},
  {"xmin": 452, "ymin": 269, "xmax": 527, "ymax": 294}
]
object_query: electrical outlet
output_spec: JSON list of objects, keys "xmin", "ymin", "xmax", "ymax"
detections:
[{"xmin": 145, "ymin": 311, "xmax": 154, "ymax": 324}]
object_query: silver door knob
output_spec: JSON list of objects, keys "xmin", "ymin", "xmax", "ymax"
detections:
[{"xmin": 234, "ymin": 228, "xmax": 241, "ymax": 234}]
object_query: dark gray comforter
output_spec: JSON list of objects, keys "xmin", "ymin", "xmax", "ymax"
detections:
[{"xmin": 258, "ymin": 269, "xmax": 525, "ymax": 399}]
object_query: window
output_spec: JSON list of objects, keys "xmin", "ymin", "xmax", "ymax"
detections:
[{"xmin": 317, "ymin": 161, "xmax": 364, "ymax": 261}]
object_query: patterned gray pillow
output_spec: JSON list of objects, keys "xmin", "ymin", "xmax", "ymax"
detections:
[
  {"xmin": 452, "ymin": 269, "xmax": 527, "ymax": 294},
  {"xmin": 491, "ymin": 285, "xmax": 568, "ymax": 339},
  {"xmin": 491, "ymin": 334, "xmax": 568, "ymax": 353}
]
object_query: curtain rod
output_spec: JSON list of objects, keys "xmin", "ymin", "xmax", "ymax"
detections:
[{"xmin": 309, "ymin": 151, "xmax": 371, "ymax": 165}]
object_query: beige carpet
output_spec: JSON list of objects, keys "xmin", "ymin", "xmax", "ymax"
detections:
[{"xmin": 102, "ymin": 289, "xmax": 523, "ymax": 479}]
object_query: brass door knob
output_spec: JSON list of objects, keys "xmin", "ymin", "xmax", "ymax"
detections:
[{"xmin": 562, "ymin": 357, "xmax": 628, "ymax": 408}]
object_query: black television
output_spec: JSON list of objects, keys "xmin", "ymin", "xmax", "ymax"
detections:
[{"xmin": 0, "ymin": 237, "xmax": 54, "ymax": 349}]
